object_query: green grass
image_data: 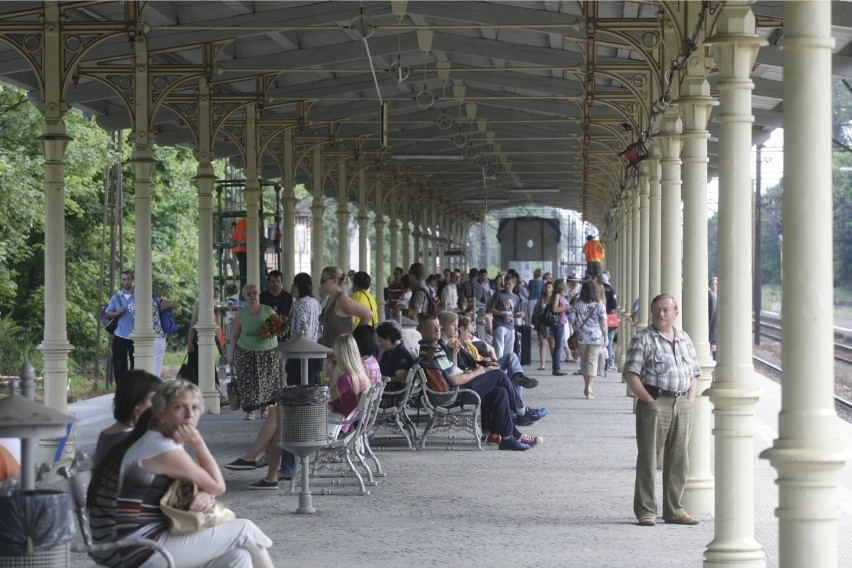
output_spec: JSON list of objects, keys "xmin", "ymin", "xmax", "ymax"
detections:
[
  {"xmin": 164, "ymin": 351, "xmax": 186, "ymax": 367},
  {"xmin": 760, "ymin": 284, "xmax": 783, "ymax": 313}
]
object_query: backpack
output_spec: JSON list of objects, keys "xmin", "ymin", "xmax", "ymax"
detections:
[{"xmin": 412, "ymin": 285, "xmax": 438, "ymax": 316}]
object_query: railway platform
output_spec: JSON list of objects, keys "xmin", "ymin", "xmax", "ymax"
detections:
[{"xmin": 68, "ymin": 364, "xmax": 852, "ymax": 567}]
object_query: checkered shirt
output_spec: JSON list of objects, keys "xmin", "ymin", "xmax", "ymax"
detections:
[{"xmin": 623, "ymin": 325, "xmax": 701, "ymax": 392}]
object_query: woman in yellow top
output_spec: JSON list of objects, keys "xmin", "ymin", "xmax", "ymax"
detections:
[{"xmin": 350, "ymin": 271, "xmax": 379, "ymax": 328}]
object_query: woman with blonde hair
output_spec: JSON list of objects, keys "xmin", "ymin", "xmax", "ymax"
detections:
[
  {"xmin": 326, "ymin": 334, "xmax": 372, "ymax": 439},
  {"xmin": 318, "ymin": 266, "xmax": 373, "ymax": 348},
  {"xmin": 92, "ymin": 379, "xmax": 274, "ymax": 567}
]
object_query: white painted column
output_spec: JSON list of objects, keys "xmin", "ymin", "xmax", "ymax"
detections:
[
  {"xmin": 647, "ymin": 152, "xmax": 662, "ymax": 300},
  {"xmin": 617, "ymin": 201, "xmax": 630, "ymax": 370},
  {"xmin": 704, "ymin": 2, "xmax": 767, "ymax": 565},
  {"xmin": 194, "ymin": 81, "xmax": 219, "ymax": 412},
  {"xmin": 759, "ymin": 3, "xmax": 846, "ymax": 567},
  {"xmin": 37, "ymin": 5, "xmax": 72, "ymax": 415},
  {"xmin": 244, "ymin": 107, "xmax": 262, "ymax": 290},
  {"xmin": 679, "ymin": 62, "xmax": 718, "ymax": 518},
  {"xmin": 374, "ymin": 183, "xmax": 386, "ymax": 319},
  {"xmin": 310, "ymin": 146, "xmax": 325, "ymax": 280},
  {"xmin": 656, "ymin": 111, "xmax": 684, "ymax": 314},
  {"xmin": 636, "ymin": 160, "xmax": 650, "ymax": 335},
  {"xmin": 281, "ymin": 129, "xmax": 296, "ymax": 283},
  {"xmin": 357, "ymin": 171, "xmax": 368, "ymax": 271},
  {"xmin": 412, "ymin": 226, "xmax": 421, "ymax": 264},
  {"xmin": 389, "ymin": 218, "xmax": 399, "ymax": 272},
  {"xmin": 630, "ymin": 187, "xmax": 640, "ymax": 327},
  {"xmin": 336, "ymin": 161, "xmax": 350, "ymax": 271},
  {"xmin": 401, "ymin": 222, "xmax": 411, "ymax": 270},
  {"xmin": 129, "ymin": 35, "xmax": 155, "ymax": 373}
]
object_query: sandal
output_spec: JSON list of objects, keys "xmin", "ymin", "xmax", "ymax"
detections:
[
  {"xmin": 260, "ymin": 407, "xmax": 269, "ymax": 419},
  {"xmin": 244, "ymin": 412, "xmax": 256, "ymax": 421},
  {"xmin": 537, "ymin": 366, "xmax": 546, "ymax": 371}
]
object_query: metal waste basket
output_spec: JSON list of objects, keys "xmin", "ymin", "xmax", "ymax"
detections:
[
  {"xmin": 276, "ymin": 385, "xmax": 330, "ymax": 454},
  {"xmin": 0, "ymin": 490, "xmax": 74, "ymax": 568}
]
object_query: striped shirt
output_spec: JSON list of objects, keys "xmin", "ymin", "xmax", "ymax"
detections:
[{"xmin": 623, "ymin": 325, "xmax": 700, "ymax": 392}]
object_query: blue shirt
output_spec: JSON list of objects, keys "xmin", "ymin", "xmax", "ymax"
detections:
[
  {"xmin": 107, "ymin": 292, "xmax": 136, "ymax": 339},
  {"xmin": 528, "ymin": 279, "xmax": 544, "ymax": 301}
]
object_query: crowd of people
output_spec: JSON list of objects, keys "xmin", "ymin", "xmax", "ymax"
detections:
[{"xmin": 70, "ymin": 229, "xmax": 709, "ymax": 564}]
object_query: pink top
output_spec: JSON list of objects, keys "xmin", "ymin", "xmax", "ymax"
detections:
[
  {"xmin": 362, "ymin": 355, "xmax": 382, "ymax": 385},
  {"xmin": 330, "ymin": 372, "xmax": 364, "ymax": 433}
]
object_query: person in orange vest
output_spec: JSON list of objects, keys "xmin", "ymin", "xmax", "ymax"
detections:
[
  {"xmin": 231, "ymin": 218, "xmax": 248, "ymax": 292},
  {"xmin": 583, "ymin": 234, "xmax": 604, "ymax": 277}
]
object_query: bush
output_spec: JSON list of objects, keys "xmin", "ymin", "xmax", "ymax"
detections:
[{"xmin": 0, "ymin": 314, "xmax": 42, "ymax": 376}]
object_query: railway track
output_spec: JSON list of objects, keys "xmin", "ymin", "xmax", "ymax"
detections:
[{"xmin": 753, "ymin": 320, "xmax": 852, "ymax": 414}]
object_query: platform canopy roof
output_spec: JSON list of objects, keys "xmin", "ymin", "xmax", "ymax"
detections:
[{"xmin": 0, "ymin": 1, "xmax": 848, "ymax": 227}]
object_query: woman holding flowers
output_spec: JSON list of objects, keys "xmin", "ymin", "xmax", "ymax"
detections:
[{"xmin": 228, "ymin": 283, "xmax": 284, "ymax": 421}]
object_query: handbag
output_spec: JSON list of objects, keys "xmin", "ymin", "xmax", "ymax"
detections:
[
  {"xmin": 607, "ymin": 313, "xmax": 620, "ymax": 328},
  {"xmin": 540, "ymin": 303, "xmax": 560, "ymax": 329},
  {"xmin": 227, "ymin": 380, "xmax": 241, "ymax": 410},
  {"xmin": 177, "ymin": 354, "xmax": 194, "ymax": 383},
  {"xmin": 159, "ymin": 479, "xmax": 236, "ymax": 535},
  {"xmin": 568, "ymin": 305, "xmax": 598, "ymax": 351},
  {"xmin": 100, "ymin": 295, "xmax": 122, "ymax": 334}
]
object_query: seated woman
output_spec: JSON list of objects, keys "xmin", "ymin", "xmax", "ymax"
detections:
[
  {"xmin": 92, "ymin": 370, "xmax": 160, "ymax": 466},
  {"xmin": 325, "ymin": 334, "xmax": 373, "ymax": 439},
  {"xmin": 107, "ymin": 379, "xmax": 274, "ymax": 567},
  {"xmin": 244, "ymin": 334, "xmax": 373, "ymax": 490}
]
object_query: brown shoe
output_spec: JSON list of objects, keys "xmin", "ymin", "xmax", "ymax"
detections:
[
  {"xmin": 665, "ymin": 513, "xmax": 700, "ymax": 525},
  {"xmin": 637, "ymin": 514, "xmax": 656, "ymax": 526}
]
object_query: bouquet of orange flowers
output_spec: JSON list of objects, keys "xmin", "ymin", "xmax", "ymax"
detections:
[{"xmin": 261, "ymin": 312, "xmax": 290, "ymax": 339}]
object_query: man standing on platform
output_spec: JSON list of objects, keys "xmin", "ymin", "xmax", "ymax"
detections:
[
  {"xmin": 623, "ymin": 294, "xmax": 701, "ymax": 527},
  {"xmin": 260, "ymin": 270, "xmax": 293, "ymax": 338},
  {"xmin": 105, "ymin": 270, "xmax": 136, "ymax": 382},
  {"xmin": 488, "ymin": 273, "xmax": 524, "ymax": 359},
  {"xmin": 583, "ymin": 234, "xmax": 604, "ymax": 277}
]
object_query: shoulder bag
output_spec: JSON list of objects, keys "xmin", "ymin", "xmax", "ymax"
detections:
[
  {"xmin": 159, "ymin": 479, "xmax": 236, "ymax": 535},
  {"xmin": 100, "ymin": 295, "xmax": 122, "ymax": 334},
  {"xmin": 568, "ymin": 304, "xmax": 597, "ymax": 351}
]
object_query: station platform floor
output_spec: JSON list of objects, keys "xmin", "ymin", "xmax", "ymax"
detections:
[{"xmin": 68, "ymin": 362, "xmax": 852, "ymax": 568}]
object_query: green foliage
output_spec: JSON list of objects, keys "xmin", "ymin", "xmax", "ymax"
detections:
[
  {"xmin": 758, "ymin": 180, "xmax": 783, "ymax": 286},
  {"xmin": 0, "ymin": 82, "xmax": 208, "ymax": 377},
  {"xmin": 0, "ymin": 314, "xmax": 42, "ymax": 376},
  {"xmin": 707, "ymin": 214, "xmax": 718, "ymax": 278}
]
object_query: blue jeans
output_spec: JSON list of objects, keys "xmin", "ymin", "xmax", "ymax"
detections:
[
  {"xmin": 492, "ymin": 325, "xmax": 515, "ymax": 359},
  {"xmin": 607, "ymin": 329, "xmax": 616, "ymax": 365},
  {"xmin": 280, "ymin": 449, "xmax": 295, "ymax": 476},
  {"xmin": 551, "ymin": 324, "xmax": 565, "ymax": 372},
  {"xmin": 498, "ymin": 352, "xmax": 524, "ymax": 406},
  {"xmin": 456, "ymin": 369, "xmax": 523, "ymax": 438}
]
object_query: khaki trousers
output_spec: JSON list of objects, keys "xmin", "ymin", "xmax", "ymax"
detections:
[{"xmin": 633, "ymin": 396, "xmax": 694, "ymax": 520}]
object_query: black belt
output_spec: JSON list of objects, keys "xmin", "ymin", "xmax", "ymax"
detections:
[{"xmin": 645, "ymin": 384, "xmax": 688, "ymax": 398}]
